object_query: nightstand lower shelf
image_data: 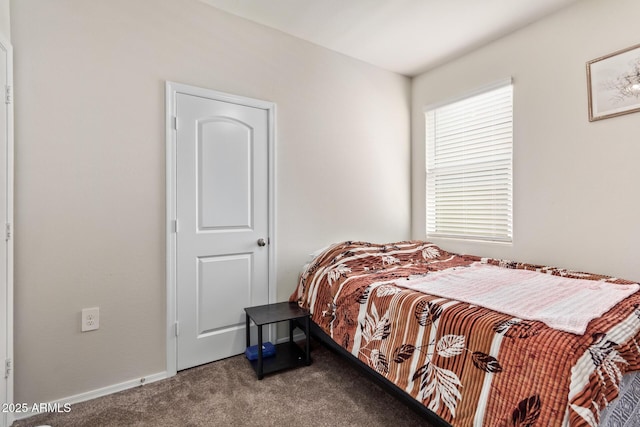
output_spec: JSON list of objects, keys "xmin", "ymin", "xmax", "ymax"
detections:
[{"xmin": 246, "ymin": 341, "xmax": 308, "ymax": 377}]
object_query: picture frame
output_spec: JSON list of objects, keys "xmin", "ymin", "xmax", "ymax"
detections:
[{"xmin": 586, "ymin": 43, "xmax": 640, "ymax": 121}]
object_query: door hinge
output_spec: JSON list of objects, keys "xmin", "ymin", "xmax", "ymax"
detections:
[
  {"xmin": 173, "ymin": 219, "xmax": 179, "ymax": 233},
  {"xmin": 5, "ymin": 223, "xmax": 11, "ymax": 241},
  {"xmin": 174, "ymin": 322, "xmax": 179, "ymax": 337},
  {"xmin": 173, "ymin": 116, "xmax": 178, "ymax": 130},
  {"xmin": 5, "ymin": 85, "xmax": 11, "ymax": 105},
  {"xmin": 5, "ymin": 358, "xmax": 12, "ymax": 379}
]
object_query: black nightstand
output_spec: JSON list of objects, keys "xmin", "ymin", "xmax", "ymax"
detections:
[{"xmin": 244, "ymin": 302, "xmax": 311, "ymax": 380}]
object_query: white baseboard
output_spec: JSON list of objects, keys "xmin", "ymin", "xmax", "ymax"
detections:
[{"xmin": 12, "ymin": 371, "xmax": 168, "ymax": 422}]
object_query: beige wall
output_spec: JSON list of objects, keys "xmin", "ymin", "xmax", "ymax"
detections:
[
  {"xmin": 0, "ymin": 0, "xmax": 8, "ymax": 42},
  {"xmin": 11, "ymin": 0, "xmax": 410, "ymax": 404},
  {"xmin": 412, "ymin": 0, "xmax": 640, "ymax": 281}
]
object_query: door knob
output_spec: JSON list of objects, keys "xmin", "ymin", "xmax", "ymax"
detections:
[{"xmin": 257, "ymin": 238, "xmax": 267, "ymax": 247}]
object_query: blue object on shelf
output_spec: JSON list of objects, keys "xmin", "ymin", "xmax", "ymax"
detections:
[{"xmin": 245, "ymin": 342, "xmax": 276, "ymax": 361}]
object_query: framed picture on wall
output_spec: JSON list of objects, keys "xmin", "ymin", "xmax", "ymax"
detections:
[{"xmin": 587, "ymin": 43, "xmax": 640, "ymax": 121}]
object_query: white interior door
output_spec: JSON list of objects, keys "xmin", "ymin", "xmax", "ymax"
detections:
[
  {"xmin": 175, "ymin": 90, "xmax": 271, "ymax": 370},
  {"xmin": 0, "ymin": 37, "xmax": 12, "ymax": 427}
]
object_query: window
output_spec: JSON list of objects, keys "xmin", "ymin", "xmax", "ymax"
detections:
[{"xmin": 425, "ymin": 80, "xmax": 513, "ymax": 242}]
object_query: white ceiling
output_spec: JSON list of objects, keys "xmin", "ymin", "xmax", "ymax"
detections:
[{"xmin": 199, "ymin": 0, "xmax": 580, "ymax": 76}]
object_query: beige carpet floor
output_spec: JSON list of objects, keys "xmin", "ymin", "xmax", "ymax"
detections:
[{"xmin": 13, "ymin": 342, "xmax": 433, "ymax": 426}]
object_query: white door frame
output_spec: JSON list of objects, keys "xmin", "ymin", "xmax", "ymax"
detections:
[
  {"xmin": 165, "ymin": 82, "xmax": 276, "ymax": 376},
  {"xmin": 0, "ymin": 35, "xmax": 13, "ymax": 427}
]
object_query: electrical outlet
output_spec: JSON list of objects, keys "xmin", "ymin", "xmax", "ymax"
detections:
[{"xmin": 81, "ymin": 307, "xmax": 100, "ymax": 332}]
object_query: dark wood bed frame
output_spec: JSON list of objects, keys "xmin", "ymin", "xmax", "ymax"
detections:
[{"xmin": 304, "ymin": 320, "xmax": 453, "ymax": 427}]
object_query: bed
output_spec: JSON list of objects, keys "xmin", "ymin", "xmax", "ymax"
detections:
[{"xmin": 290, "ymin": 240, "xmax": 640, "ymax": 427}]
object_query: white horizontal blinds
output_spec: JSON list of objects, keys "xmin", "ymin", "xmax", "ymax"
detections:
[{"xmin": 426, "ymin": 83, "xmax": 513, "ymax": 242}]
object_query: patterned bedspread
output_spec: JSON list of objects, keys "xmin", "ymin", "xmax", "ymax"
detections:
[{"xmin": 290, "ymin": 241, "xmax": 640, "ymax": 427}]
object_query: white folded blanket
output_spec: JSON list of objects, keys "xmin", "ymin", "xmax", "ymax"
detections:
[{"xmin": 394, "ymin": 262, "xmax": 639, "ymax": 334}]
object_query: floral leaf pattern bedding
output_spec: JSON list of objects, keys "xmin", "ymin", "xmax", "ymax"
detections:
[{"xmin": 290, "ymin": 241, "xmax": 640, "ymax": 427}]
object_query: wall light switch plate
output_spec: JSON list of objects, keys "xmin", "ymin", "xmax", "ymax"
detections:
[{"xmin": 81, "ymin": 307, "xmax": 99, "ymax": 332}]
